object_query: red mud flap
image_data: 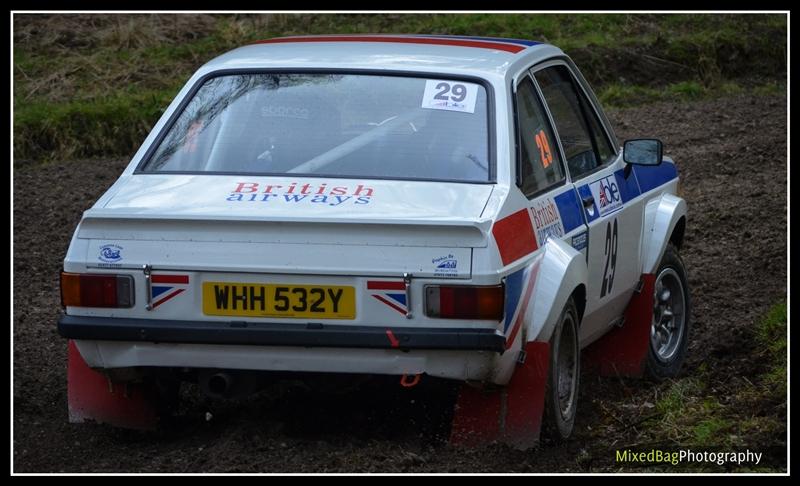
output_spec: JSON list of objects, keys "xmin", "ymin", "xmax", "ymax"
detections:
[
  {"xmin": 67, "ymin": 340, "xmax": 158, "ymax": 430},
  {"xmin": 583, "ymin": 274, "xmax": 656, "ymax": 377},
  {"xmin": 449, "ymin": 341, "xmax": 549, "ymax": 450}
]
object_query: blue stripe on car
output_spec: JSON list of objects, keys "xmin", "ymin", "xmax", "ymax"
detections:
[
  {"xmin": 416, "ymin": 34, "xmax": 540, "ymax": 46},
  {"xmin": 633, "ymin": 161, "xmax": 679, "ymax": 193},
  {"xmin": 614, "ymin": 167, "xmax": 641, "ymax": 202},
  {"xmin": 554, "ymin": 189, "xmax": 584, "ymax": 233},
  {"xmin": 503, "ymin": 267, "xmax": 526, "ymax": 332}
]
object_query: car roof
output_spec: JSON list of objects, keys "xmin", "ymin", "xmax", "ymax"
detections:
[{"xmin": 201, "ymin": 34, "xmax": 565, "ymax": 80}]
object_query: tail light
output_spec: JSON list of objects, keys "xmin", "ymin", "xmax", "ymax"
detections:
[
  {"xmin": 425, "ymin": 284, "xmax": 504, "ymax": 320},
  {"xmin": 60, "ymin": 272, "xmax": 134, "ymax": 308}
]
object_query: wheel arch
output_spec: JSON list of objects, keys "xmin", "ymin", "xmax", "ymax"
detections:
[
  {"xmin": 670, "ymin": 215, "xmax": 686, "ymax": 250},
  {"xmin": 527, "ymin": 238, "xmax": 588, "ymax": 344},
  {"xmin": 571, "ymin": 283, "xmax": 586, "ymax": 325},
  {"xmin": 489, "ymin": 239, "xmax": 587, "ymax": 386},
  {"xmin": 641, "ymin": 193, "xmax": 687, "ymax": 275}
]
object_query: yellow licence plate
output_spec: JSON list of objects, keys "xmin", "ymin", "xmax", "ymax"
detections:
[{"xmin": 202, "ymin": 282, "xmax": 356, "ymax": 319}]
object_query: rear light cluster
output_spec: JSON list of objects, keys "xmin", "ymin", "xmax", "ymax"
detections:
[
  {"xmin": 60, "ymin": 272, "xmax": 135, "ymax": 308},
  {"xmin": 425, "ymin": 285, "xmax": 504, "ymax": 320}
]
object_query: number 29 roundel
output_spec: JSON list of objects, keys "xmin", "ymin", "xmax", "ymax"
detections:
[{"xmin": 421, "ymin": 79, "xmax": 479, "ymax": 114}]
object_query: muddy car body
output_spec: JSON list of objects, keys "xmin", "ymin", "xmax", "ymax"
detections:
[{"xmin": 59, "ymin": 35, "xmax": 689, "ymax": 444}]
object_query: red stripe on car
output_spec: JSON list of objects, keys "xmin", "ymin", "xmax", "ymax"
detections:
[
  {"xmin": 253, "ymin": 36, "xmax": 526, "ymax": 53},
  {"xmin": 492, "ymin": 209, "xmax": 538, "ymax": 266},
  {"xmin": 152, "ymin": 275, "xmax": 189, "ymax": 284},
  {"xmin": 367, "ymin": 281, "xmax": 406, "ymax": 290}
]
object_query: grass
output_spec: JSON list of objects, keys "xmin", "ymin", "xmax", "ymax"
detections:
[
  {"xmin": 13, "ymin": 13, "xmax": 787, "ymax": 161},
  {"xmin": 15, "ymin": 89, "xmax": 178, "ymax": 162},
  {"xmin": 756, "ymin": 302, "xmax": 788, "ymax": 387},
  {"xmin": 637, "ymin": 301, "xmax": 787, "ymax": 471},
  {"xmin": 692, "ymin": 417, "xmax": 729, "ymax": 445},
  {"xmin": 596, "ymin": 80, "xmax": 766, "ymax": 107}
]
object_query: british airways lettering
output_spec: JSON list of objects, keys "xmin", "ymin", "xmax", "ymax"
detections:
[
  {"xmin": 530, "ymin": 199, "xmax": 565, "ymax": 245},
  {"xmin": 226, "ymin": 181, "xmax": 373, "ymax": 206}
]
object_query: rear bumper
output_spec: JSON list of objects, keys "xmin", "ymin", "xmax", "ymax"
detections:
[{"xmin": 58, "ymin": 315, "xmax": 506, "ymax": 353}]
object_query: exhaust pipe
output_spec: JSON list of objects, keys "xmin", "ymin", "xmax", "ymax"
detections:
[
  {"xmin": 199, "ymin": 369, "xmax": 258, "ymax": 399},
  {"xmin": 207, "ymin": 373, "xmax": 232, "ymax": 397},
  {"xmin": 200, "ymin": 371, "xmax": 234, "ymax": 399}
]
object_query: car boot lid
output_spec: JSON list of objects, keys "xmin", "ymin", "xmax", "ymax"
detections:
[
  {"xmin": 87, "ymin": 174, "xmax": 494, "ymax": 231},
  {"xmin": 72, "ymin": 175, "xmax": 498, "ymax": 278}
]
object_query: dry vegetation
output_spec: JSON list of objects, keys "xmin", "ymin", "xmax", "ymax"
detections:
[{"xmin": 13, "ymin": 13, "xmax": 787, "ymax": 161}]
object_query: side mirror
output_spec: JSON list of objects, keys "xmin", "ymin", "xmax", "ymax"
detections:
[{"xmin": 623, "ymin": 139, "xmax": 663, "ymax": 166}]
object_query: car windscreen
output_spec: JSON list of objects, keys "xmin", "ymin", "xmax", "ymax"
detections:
[{"xmin": 140, "ymin": 73, "xmax": 492, "ymax": 182}]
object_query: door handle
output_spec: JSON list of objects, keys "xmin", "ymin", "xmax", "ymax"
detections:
[{"xmin": 582, "ymin": 195, "xmax": 595, "ymax": 207}]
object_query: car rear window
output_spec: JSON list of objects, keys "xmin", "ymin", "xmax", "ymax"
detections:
[{"xmin": 140, "ymin": 73, "xmax": 492, "ymax": 182}]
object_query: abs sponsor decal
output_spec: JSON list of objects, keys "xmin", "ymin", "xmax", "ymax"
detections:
[
  {"xmin": 530, "ymin": 198, "xmax": 564, "ymax": 246},
  {"xmin": 227, "ymin": 182, "xmax": 373, "ymax": 206},
  {"xmin": 98, "ymin": 244, "xmax": 123, "ymax": 264},
  {"xmin": 367, "ymin": 280, "xmax": 408, "ymax": 316},
  {"xmin": 432, "ymin": 253, "xmax": 458, "ymax": 278},
  {"xmin": 151, "ymin": 274, "xmax": 190, "ymax": 309},
  {"xmin": 588, "ymin": 175, "xmax": 623, "ymax": 217}
]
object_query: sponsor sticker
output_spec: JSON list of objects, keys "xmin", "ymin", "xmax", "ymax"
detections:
[
  {"xmin": 530, "ymin": 198, "xmax": 564, "ymax": 246},
  {"xmin": 589, "ymin": 175, "xmax": 623, "ymax": 217},
  {"xmin": 98, "ymin": 244, "xmax": 123, "ymax": 264},
  {"xmin": 432, "ymin": 253, "xmax": 458, "ymax": 278},
  {"xmin": 572, "ymin": 231, "xmax": 588, "ymax": 251},
  {"xmin": 421, "ymin": 80, "xmax": 478, "ymax": 113}
]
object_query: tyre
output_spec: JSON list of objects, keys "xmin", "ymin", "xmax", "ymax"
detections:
[
  {"xmin": 542, "ymin": 297, "xmax": 580, "ymax": 442},
  {"xmin": 645, "ymin": 243, "xmax": 691, "ymax": 380}
]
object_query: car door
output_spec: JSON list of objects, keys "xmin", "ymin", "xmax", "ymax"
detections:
[{"xmin": 532, "ymin": 62, "xmax": 644, "ymax": 345}]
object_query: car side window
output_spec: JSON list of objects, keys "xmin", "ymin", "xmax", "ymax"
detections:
[
  {"xmin": 515, "ymin": 76, "xmax": 565, "ymax": 197},
  {"xmin": 534, "ymin": 65, "xmax": 615, "ymax": 179}
]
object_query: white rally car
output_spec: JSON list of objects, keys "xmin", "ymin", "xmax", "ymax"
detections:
[{"xmin": 59, "ymin": 35, "xmax": 689, "ymax": 446}]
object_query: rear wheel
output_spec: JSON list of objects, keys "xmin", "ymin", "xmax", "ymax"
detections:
[
  {"xmin": 645, "ymin": 244, "xmax": 691, "ymax": 379},
  {"xmin": 542, "ymin": 297, "xmax": 580, "ymax": 442}
]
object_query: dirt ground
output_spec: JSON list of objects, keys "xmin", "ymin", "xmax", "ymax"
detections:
[{"xmin": 13, "ymin": 93, "xmax": 787, "ymax": 473}]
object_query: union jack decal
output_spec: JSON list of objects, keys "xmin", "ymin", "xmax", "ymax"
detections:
[
  {"xmin": 367, "ymin": 280, "xmax": 407, "ymax": 316},
  {"xmin": 151, "ymin": 274, "xmax": 189, "ymax": 309},
  {"xmin": 598, "ymin": 187, "xmax": 610, "ymax": 207}
]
